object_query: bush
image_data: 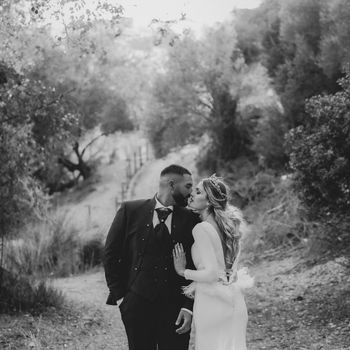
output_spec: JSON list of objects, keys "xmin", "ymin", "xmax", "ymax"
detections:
[
  {"xmin": 241, "ymin": 176, "xmax": 311, "ymax": 259},
  {"xmin": 79, "ymin": 236, "xmax": 104, "ymax": 270},
  {"xmin": 5, "ymin": 212, "xmax": 80, "ymax": 277},
  {"xmin": 0, "ymin": 268, "xmax": 64, "ymax": 313},
  {"xmin": 220, "ymin": 158, "xmax": 278, "ymax": 204},
  {"xmin": 287, "ymin": 73, "xmax": 350, "ymax": 213},
  {"xmin": 252, "ymin": 105, "xmax": 289, "ymax": 169},
  {"xmin": 146, "ymin": 108, "xmax": 196, "ymax": 158},
  {"xmin": 195, "ymin": 137, "xmax": 219, "ymax": 175},
  {"xmin": 4, "ymin": 211, "xmax": 105, "ymax": 278},
  {"xmin": 0, "ymin": 63, "xmax": 78, "ymax": 236},
  {"xmin": 306, "ymin": 213, "xmax": 350, "ymax": 258}
]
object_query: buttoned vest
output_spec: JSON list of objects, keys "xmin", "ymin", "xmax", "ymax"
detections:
[{"xmin": 130, "ymin": 224, "xmax": 178, "ymax": 301}]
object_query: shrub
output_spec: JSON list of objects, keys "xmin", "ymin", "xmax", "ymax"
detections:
[
  {"xmin": 0, "ymin": 268, "xmax": 64, "ymax": 313},
  {"xmin": 252, "ymin": 105, "xmax": 289, "ymax": 169},
  {"xmin": 287, "ymin": 73, "xmax": 350, "ymax": 213},
  {"xmin": 79, "ymin": 236, "xmax": 104, "ymax": 270},
  {"xmin": 220, "ymin": 158, "xmax": 278, "ymax": 205},
  {"xmin": 4, "ymin": 212, "xmax": 81, "ymax": 277},
  {"xmin": 195, "ymin": 137, "xmax": 219, "ymax": 175},
  {"xmin": 0, "ymin": 63, "xmax": 78, "ymax": 236},
  {"xmin": 4, "ymin": 211, "xmax": 105, "ymax": 278},
  {"xmin": 241, "ymin": 176, "xmax": 311, "ymax": 259}
]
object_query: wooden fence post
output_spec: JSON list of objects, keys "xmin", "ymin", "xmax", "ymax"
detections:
[
  {"xmin": 126, "ymin": 157, "xmax": 132, "ymax": 180},
  {"xmin": 86, "ymin": 204, "xmax": 91, "ymax": 229},
  {"xmin": 146, "ymin": 143, "xmax": 149, "ymax": 161},
  {"xmin": 133, "ymin": 151, "xmax": 137, "ymax": 175},
  {"xmin": 121, "ymin": 182, "xmax": 126, "ymax": 202},
  {"xmin": 139, "ymin": 146, "xmax": 143, "ymax": 167}
]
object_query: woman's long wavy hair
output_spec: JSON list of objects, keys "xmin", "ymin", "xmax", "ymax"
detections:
[{"xmin": 202, "ymin": 176, "xmax": 245, "ymax": 269}]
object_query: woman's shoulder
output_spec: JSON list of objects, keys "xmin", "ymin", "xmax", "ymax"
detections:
[
  {"xmin": 193, "ymin": 221, "xmax": 210, "ymax": 230},
  {"xmin": 193, "ymin": 221, "xmax": 217, "ymax": 238}
]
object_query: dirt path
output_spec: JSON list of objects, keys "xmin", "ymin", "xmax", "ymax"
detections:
[{"xmin": 53, "ymin": 131, "xmax": 149, "ymax": 241}]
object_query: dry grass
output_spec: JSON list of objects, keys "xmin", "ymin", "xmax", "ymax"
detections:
[
  {"xmin": 246, "ymin": 255, "xmax": 350, "ymax": 350},
  {"xmin": 0, "ymin": 269, "xmax": 64, "ymax": 313},
  {"xmin": 4, "ymin": 211, "xmax": 104, "ymax": 278},
  {"xmin": 1, "ymin": 210, "xmax": 104, "ymax": 315},
  {"xmin": 242, "ymin": 177, "xmax": 310, "ymax": 257},
  {"xmin": 0, "ymin": 302, "xmax": 112, "ymax": 350},
  {"xmin": 222, "ymin": 166, "xmax": 311, "ymax": 261}
]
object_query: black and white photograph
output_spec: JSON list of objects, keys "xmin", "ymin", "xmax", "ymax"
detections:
[{"xmin": 0, "ymin": 0, "xmax": 349, "ymax": 349}]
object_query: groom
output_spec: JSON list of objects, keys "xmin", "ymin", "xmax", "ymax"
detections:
[{"xmin": 104, "ymin": 164, "xmax": 199, "ymax": 350}]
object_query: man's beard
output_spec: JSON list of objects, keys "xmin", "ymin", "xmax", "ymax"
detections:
[{"xmin": 172, "ymin": 191, "xmax": 189, "ymax": 207}]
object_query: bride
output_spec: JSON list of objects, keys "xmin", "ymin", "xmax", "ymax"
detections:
[{"xmin": 173, "ymin": 175, "xmax": 253, "ymax": 350}]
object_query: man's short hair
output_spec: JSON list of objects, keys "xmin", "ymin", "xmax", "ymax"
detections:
[{"xmin": 160, "ymin": 164, "xmax": 191, "ymax": 177}]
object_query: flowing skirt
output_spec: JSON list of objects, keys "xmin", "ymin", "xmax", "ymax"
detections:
[{"xmin": 185, "ymin": 268, "xmax": 253, "ymax": 350}]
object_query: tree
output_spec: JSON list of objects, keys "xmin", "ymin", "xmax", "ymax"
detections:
[
  {"xmin": 0, "ymin": 0, "xmax": 140, "ymax": 193},
  {"xmin": 287, "ymin": 72, "xmax": 350, "ymax": 213},
  {"xmin": 0, "ymin": 62, "xmax": 78, "ymax": 234},
  {"xmin": 319, "ymin": 0, "xmax": 350, "ymax": 80},
  {"xmin": 147, "ymin": 23, "xmax": 257, "ymax": 163}
]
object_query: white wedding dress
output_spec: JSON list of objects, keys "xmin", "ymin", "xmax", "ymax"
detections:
[{"xmin": 183, "ymin": 222, "xmax": 253, "ymax": 350}]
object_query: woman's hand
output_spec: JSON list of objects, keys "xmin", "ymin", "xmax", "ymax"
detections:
[{"xmin": 173, "ymin": 243, "xmax": 186, "ymax": 277}]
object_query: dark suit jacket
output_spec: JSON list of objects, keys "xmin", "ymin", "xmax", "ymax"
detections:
[{"xmin": 104, "ymin": 197, "xmax": 199, "ymax": 311}]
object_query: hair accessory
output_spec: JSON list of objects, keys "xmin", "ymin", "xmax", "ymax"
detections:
[{"xmin": 208, "ymin": 174, "xmax": 227, "ymax": 199}]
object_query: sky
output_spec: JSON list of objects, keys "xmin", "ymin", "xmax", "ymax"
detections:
[
  {"xmin": 42, "ymin": 0, "xmax": 262, "ymax": 40},
  {"xmin": 118, "ymin": 0, "xmax": 262, "ymax": 32}
]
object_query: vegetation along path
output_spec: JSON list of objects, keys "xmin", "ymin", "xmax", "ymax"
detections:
[
  {"xmin": 54, "ymin": 144, "xmax": 350, "ymax": 350},
  {"xmin": 2, "ymin": 144, "xmax": 348, "ymax": 350}
]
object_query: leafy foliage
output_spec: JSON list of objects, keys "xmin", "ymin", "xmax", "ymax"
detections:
[
  {"xmin": 0, "ymin": 0, "xmax": 138, "ymax": 220},
  {"xmin": 0, "ymin": 268, "xmax": 64, "ymax": 313},
  {"xmin": 0, "ymin": 63, "xmax": 78, "ymax": 234},
  {"xmin": 233, "ymin": 0, "xmax": 350, "ymax": 171},
  {"xmin": 146, "ymin": 23, "xmax": 270, "ymax": 163},
  {"xmin": 287, "ymin": 73, "xmax": 350, "ymax": 212},
  {"xmin": 252, "ymin": 105, "xmax": 289, "ymax": 169},
  {"xmin": 4, "ymin": 211, "xmax": 104, "ymax": 277}
]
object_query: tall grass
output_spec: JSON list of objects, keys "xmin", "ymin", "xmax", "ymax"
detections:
[
  {"xmin": 0, "ymin": 268, "xmax": 64, "ymax": 313},
  {"xmin": 4, "ymin": 211, "xmax": 104, "ymax": 278},
  {"xmin": 222, "ymin": 163, "xmax": 312, "ymax": 259},
  {"xmin": 1, "ymin": 211, "xmax": 104, "ymax": 313},
  {"xmin": 242, "ymin": 177, "xmax": 310, "ymax": 256}
]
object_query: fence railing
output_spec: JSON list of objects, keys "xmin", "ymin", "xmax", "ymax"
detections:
[{"xmin": 116, "ymin": 142, "xmax": 152, "ymax": 207}]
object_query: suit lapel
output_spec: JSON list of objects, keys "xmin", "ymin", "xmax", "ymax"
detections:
[
  {"xmin": 126, "ymin": 197, "xmax": 156, "ymax": 237},
  {"xmin": 144, "ymin": 197, "xmax": 156, "ymax": 230},
  {"xmin": 171, "ymin": 206, "xmax": 183, "ymax": 243}
]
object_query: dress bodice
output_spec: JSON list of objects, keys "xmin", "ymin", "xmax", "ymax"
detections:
[
  {"xmin": 186, "ymin": 221, "xmax": 239, "ymax": 284},
  {"xmin": 193, "ymin": 222, "xmax": 224, "ymax": 270}
]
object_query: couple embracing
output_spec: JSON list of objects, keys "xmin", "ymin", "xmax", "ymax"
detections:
[{"xmin": 104, "ymin": 164, "xmax": 253, "ymax": 350}]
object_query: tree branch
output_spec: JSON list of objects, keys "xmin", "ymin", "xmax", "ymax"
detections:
[
  {"xmin": 198, "ymin": 98, "xmax": 213, "ymax": 111},
  {"xmin": 37, "ymin": 87, "xmax": 76, "ymax": 110},
  {"xmin": 81, "ymin": 133, "xmax": 106, "ymax": 157}
]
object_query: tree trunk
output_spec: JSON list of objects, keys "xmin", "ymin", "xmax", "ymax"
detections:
[{"xmin": 58, "ymin": 141, "xmax": 91, "ymax": 180}]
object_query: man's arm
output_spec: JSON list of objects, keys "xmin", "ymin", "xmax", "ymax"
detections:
[{"xmin": 104, "ymin": 202, "xmax": 128, "ymax": 305}]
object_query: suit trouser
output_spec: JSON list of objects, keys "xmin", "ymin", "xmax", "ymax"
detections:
[{"xmin": 119, "ymin": 291, "xmax": 190, "ymax": 350}]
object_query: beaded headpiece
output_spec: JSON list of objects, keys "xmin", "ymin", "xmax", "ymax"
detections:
[{"xmin": 207, "ymin": 173, "xmax": 227, "ymax": 199}]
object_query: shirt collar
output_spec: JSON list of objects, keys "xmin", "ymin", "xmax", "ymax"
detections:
[{"xmin": 155, "ymin": 195, "xmax": 173, "ymax": 211}]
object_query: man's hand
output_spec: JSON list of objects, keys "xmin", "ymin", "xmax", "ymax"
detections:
[{"xmin": 175, "ymin": 309, "xmax": 192, "ymax": 334}]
